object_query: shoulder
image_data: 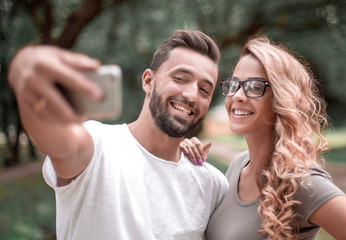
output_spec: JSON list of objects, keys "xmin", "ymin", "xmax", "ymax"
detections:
[
  {"xmin": 295, "ymin": 164, "xmax": 345, "ymax": 218},
  {"xmin": 308, "ymin": 165, "xmax": 332, "ymax": 179},
  {"xmin": 83, "ymin": 120, "xmax": 124, "ymax": 132},
  {"xmin": 297, "ymin": 164, "xmax": 343, "ymax": 196},
  {"xmin": 303, "ymin": 164, "xmax": 340, "ymax": 187},
  {"xmin": 82, "ymin": 121, "xmax": 130, "ymax": 159},
  {"xmin": 233, "ymin": 150, "xmax": 249, "ymax": 165},
  {"xmin": 203, "ymin": 161, "xmax": 227, "ymax": 179},
  {"xmin": 201, "ymin": 161, "xmax": 229, "ymax": 196},
  {"xmin": 192, "ymin": 160, "xmax": 228, "ymax": 188},
  {"xmin": 225, "ymin": 150, "xmax": 249, "ymax": 177},
  {"xmin": 82, "ymin": 120, "xmax": 126, "ymax": 139}
]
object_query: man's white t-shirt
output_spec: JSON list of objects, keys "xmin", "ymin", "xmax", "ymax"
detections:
[{"xmin": 43, "ymin": 121, "xmax": 228, "ymax": 240}]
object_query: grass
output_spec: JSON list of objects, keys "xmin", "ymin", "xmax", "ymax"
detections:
[
  {"xmin": 0, "ymin": 144, "xmax": 56, "ymax": 240},
  {"xmin": 0, "ymin": 173, "xmax": 56, "ymax": 240},
  {"xmin": 317, "ymin": 229, "xmax": 336, "ymax": 240}
]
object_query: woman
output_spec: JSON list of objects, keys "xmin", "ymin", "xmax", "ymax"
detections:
[{"xmin": 180, "ymin": 35, "xmax": 346, "ymax": 239}]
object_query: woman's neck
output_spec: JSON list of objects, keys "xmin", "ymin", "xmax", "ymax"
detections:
[
  {"xmin": 238, "ymin": 133, "xmax": 274, "ymax": 202},
  {"xmin": 244, "ymin": 132, "xmax": 274, "ymax": 179}
]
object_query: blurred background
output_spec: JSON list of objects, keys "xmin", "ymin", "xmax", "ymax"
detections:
[{"xmin": 0, "ymin": 0, "xmax": 345, "ymax": 239}]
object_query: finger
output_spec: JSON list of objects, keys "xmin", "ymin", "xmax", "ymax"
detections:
[
  {"xmin": 181, "ymin": 139, "xmax": 198, "ymax": 165},
  {"xmin": 60, "ymin": 50, "xmax": 101, "ymax": 70},
  {"xmin": 190, "ymin": 137, "xmax": 204, "ymax": 166},
  {"xmin": 35, "ymin": 52, "xmax": 104, "ymax": 101},
  {"xmin": 201, "ymin": 142, "xmax": 212, "ymax": 163},
  {"xmin": 179, "ymin": 141, "xmax": 190, "ymax": 155},
  {"xmin": 27, "ymin": 73, "xmax": 84, "ymax": 122},
  {"xmin": 181, "ymin": 142, "xmax": 197, "ymax": 165}
]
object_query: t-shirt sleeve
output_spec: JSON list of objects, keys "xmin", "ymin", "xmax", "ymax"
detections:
[
  {"xmin": 42, "ymin": 120, "xmax": 101, "ymax": 190},
  {"xmin": 217, "ymin": 169, "xmax": 229, "ymax": 198},
  {"xmin": 205, "ymin": 162, "xmax": 229, "ymax": 201},
  {"xmin": 295, "ymin": 166, "xmax": 345, "ymax": 220}
]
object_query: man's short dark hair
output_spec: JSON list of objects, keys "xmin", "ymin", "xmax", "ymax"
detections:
[{"xmin": 150, "ymin": 30, "xmax": 220, "ymax": 72}]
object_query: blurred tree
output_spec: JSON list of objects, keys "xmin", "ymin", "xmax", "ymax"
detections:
[
  {"xmin": 1, "ymin": 0, "xmax": 346, "ymax": 166},
  {"xmin": 197, "ymin": 0, "xmax": 346, "ymax": 123},
  {"xmin": 1, "ymin": 1, "xmax": 38, "ymax": 166},
  {"xmin": 0, "ymin": 0, "xmax": 127, "ymax": 166}
]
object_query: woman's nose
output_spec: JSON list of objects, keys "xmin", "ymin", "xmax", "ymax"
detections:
[{"xmin": 232, "ymin": 86, "xmax": 247, "ymax": 102}]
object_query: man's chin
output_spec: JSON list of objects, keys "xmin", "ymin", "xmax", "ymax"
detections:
[{"xmin": 160, "ymin": 123, "xmax": 193, "ymax": 138}]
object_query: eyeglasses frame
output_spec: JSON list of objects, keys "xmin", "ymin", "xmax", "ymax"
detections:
[{"xmin": 220, "ymin": 77, "xmax": 271, "ymax": 98}]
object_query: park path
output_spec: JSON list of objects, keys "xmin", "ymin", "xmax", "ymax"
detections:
[
  {"xmin": 0, "ymin": 158, "xmax": 44, "ymax": 182},
  {"xmin": 1, "ymin": 143, "xmax": 345, "ymax": 191}
]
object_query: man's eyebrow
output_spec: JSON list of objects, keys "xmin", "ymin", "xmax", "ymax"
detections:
[
  {"xmin": 170, "ymin": 67, "xmax": 215, "ymax": 88},
  {"xmin": 170, "ymin": 67, "xmax": 194, "ymax": 76},
  {"xmin": 202, "ymin": 78, "xmax": 215, "ymax": 89}
]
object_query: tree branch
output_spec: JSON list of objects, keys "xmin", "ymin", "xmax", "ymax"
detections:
[
  {"xmin": 54, "ymin": 0, "xmax": 103, "ymax": 48},
  {"xmin": 218, "ymin": 14, "xmax": 263, "ymax": 48},
  {"xmin": 20, "ymin": 0, "xmax": 53, "ymax": 44},
  {"xmin": 55, "ymin": 0, "xmax": 128, "ymax": 48}
]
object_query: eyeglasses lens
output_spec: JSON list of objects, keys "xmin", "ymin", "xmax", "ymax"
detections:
[
  {"xmin": 222, "ymin": 79, "xmax": 266, "ymax": 97},
  {"xmin": 245, "ymin": 81, "xmax": 265, "ymax": 97}
]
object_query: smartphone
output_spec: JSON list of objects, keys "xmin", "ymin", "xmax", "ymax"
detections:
[{"xmin": 59, "ymin": 65, "xmax": 122, "ymax": 120}]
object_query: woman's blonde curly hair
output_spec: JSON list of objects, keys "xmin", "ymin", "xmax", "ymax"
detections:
[{"xmin": 241, "ymin": 35, "xmax": 329, "ymax": 239}]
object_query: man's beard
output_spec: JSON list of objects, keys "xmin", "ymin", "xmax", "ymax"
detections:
[{"xmin": 149, "ymin": 87, "xmax": 203, "ymax": 138}]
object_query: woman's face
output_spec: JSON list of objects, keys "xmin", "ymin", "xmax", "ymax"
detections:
[{"xmin": 225, "ymin": 54, "xmax": 276, "ymax": 137}]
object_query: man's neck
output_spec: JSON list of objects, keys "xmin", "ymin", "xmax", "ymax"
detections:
[{"xmin": 127, "ymin": 120, "xmax": 183, "ymax": 162}]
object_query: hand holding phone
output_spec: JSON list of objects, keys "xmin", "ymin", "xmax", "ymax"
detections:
[{"xmin": 59, "ymin": 65, "xmax": 122, "ymax": 120}]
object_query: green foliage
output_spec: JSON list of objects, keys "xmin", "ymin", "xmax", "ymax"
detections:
[
  {"xmin": 2, "ymin": 0, "xmax": 346, "ymax": 125},
  {"xmin": 1, "ymin": 0, "xmax": 346, "ymax": 162},
  {"xmin": 0, "ymin": 1, "xmax": 37, "ymax": 134},
  {"xmin": 0, "ymin": 173, "xmax": 56, "ymax": 240},
  {"xmin": 206, "ymin": 155, "xmax": 229, "ymax": 174},
  {"xmin": 325, "ymin": 148, "xmax": 346, "ymax": 165},
  {"xmin": 72, "ymin": 0, "xmax": 207, "ymax": 122}
]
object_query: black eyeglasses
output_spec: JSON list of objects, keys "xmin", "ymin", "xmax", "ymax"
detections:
[{"xmin": 220, "ymin": 78, "xmax": 270, "ymax": 98}]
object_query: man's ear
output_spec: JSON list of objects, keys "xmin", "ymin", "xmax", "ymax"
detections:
[{"xmin": 142, "ymin": 69, "xmax": 154, "ymax": 94}]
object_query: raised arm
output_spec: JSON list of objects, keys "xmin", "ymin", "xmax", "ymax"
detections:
[{"xmin": 8, "ymin": 45, "xmax": 103, "ymax": 183}]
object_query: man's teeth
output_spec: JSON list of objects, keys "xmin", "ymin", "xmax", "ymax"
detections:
[
  {"xmin": 234, "ymin": 110, "xmax": 252, "ymax": 116},
  {"xmin": 173, "ymin": 104, "xmax": 191, "ymax": 115}
]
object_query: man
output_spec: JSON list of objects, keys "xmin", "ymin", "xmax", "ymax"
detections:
[{"xmin": 8, "ymin": 29, "xmax": 228, "ymax": 239}]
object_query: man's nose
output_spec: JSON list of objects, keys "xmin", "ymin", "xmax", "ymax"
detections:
[{"xmin": 182, "ymin": 83, "xmax": 198, "ymax": 103}]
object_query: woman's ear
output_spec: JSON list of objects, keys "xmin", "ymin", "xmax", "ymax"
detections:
[{"xmin": 142, "ymin": 69, "xmax": 154, "ymax": 95}]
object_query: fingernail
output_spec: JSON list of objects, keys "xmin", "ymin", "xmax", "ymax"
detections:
[
  {"xmin": 193, "ymin": 159, "xmax": 197, "ymax": 165},
  {"xmin": 198, "ymin": 159, "xmax": 203, "ymax": 166},
  {"xmin": 202, "ymin": 156, "xmax": 205, "ymax": 162},
  {"xmin": 184, "ymin": 148, "xmax": 189, "ymax": 154}
]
